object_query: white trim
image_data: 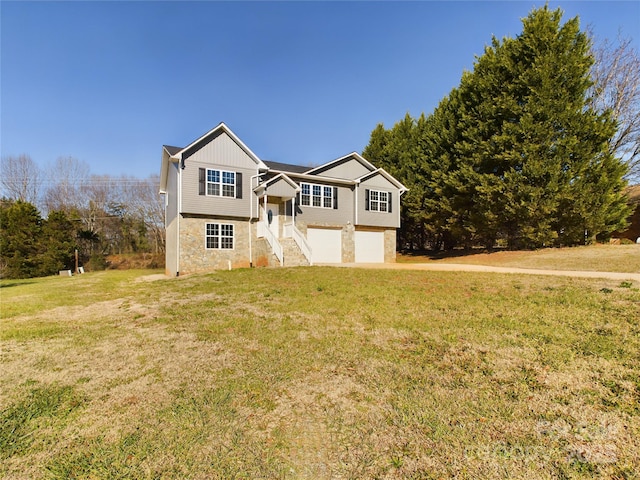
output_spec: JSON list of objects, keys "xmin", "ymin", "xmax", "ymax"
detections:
[
  {"xmin": 300, "ymin": 182, "xmax": 335, "ymax": 209},
  {"xmin": 264, "ymin": 170, "xmax": 355, "ymax": 186},
  {"xmin": 205, "ymin": 168, "xmax": 236, "ymax": 197},
  {"xmin": 205, "ymin": 222, "xmax": 235, "ymax": 250},
  {"xmin": 176, "ymin": 165, "xmax": 182, "ymax": 275},
  {"xmin": 181, "ymin": 123, "xmax": 267, "ymax": 170},
  {"xmin": 253, "ymin": 172, "xmax": 301, "ymax": 196},
  {"xmin": 367, "ymin": 189, "xmax": 389, "ymax": 213},
  {"xmin": 355, "ymin": 182, "xmax": 359, "ymax": 226},
  {"xmin": 356, "ymin": 168, "xmax": 408, "ymax": 193},
  {"xmin": 305, "ymin": 152, "xmax": 377, "ymax": 175}
]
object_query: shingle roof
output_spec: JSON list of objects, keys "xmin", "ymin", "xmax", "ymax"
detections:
[
  {"xmin": 164, "ymin": 145, "xmax": 182, "ymax": 155},
  {"xmin": 264, "ymin": 160, "xmax": 311, "ymax": 174}
]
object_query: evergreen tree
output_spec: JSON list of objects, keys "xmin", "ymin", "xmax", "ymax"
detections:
[
  {"xmin": 458, "ymin": 5, "xmax": 630, "ymax": 247},
  {"xmin": 364, "ymin": 5, "xmax": 630, "ymax": 250},
  {"xmin": 0, "ymin": 200, "xmax": 43, "ymax": 278},
  {"xmin": 39, "ymin": 210, "xmax": 77, "ymax": 276}
]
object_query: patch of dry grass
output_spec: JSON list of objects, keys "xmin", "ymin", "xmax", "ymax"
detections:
[
  {"xmin": 399, "ymin": 244, "xmax": 640, "ymax": 273},
  {"xmin": 1, "ymin": 268, "xmax": 639, "ymax": 478}
]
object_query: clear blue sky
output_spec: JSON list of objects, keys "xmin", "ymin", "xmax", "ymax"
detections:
[{"xmin": 2, "ymin": 1, "xmax": 639, "ymax": 179}]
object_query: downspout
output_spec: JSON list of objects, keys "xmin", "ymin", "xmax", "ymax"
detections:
[
  {"xmin": 355, "ymin": 181, "xmax": 359, "ymax": 226},
  {"xmin": 398, "ymin": 188, "xmax": 407, "ymax": 229},
  {"xmin": 176, "ymin": 158, "xmax": 182, "ymax": 276},
  {"xmin": 249, "ymin": 172, "xmax": 266, "ymax": 267}
]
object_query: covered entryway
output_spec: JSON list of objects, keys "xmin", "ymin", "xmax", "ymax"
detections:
[
  {"xmin": 355, "ymin": 230, "xmax": 384, "ymax": 263},
  {"xmin": 261, "ymin": 202, "xmax": 280, "ymax": 238},
  {"xmin": 307, "ymin": 227, "xmax": 342, "ymax": 264}
]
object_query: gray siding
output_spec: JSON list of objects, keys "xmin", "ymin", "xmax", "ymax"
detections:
[
  {"xmin": 295, "ymin": 184, "xmax": 354, "ymax": 226},
  {"xmin": 179, "ymin": 131, "xmax": 262, "ymax": 217},
  {"xmin": 357, "ymin": 174, "xmax": 400, "ymax": 228},
  {"xmin": 184, "ymin": 131, "xmax": 259, "ymax": 170},
  {"xmin": 265, "ymin": 177, "xmax": 297, "ymax": 198},
  {"xmin": 165, "ymin": 161, "xmax": 178, "ymax": 225},
  {"xmin": 311, "ymin": 158, "xmax": 371, "ymax": 180},
  {"xmin": 164, "ymin": 162, "xmax": 179, "ymax": 275},
  {"xmin": 181, "ymin": 162, "xmax": 258, "ymax": 217}
]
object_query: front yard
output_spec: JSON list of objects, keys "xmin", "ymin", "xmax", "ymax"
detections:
[{"xmin": 1, "ymin": 267, "xmax": 639, "ymax": 478}]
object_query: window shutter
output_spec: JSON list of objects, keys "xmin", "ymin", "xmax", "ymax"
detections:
[
  {"xmin": 235, "ymin": 172, "xmax": 243, "ymax": 199},
  {"xmin": 199, "ymin": 168, "xmax": 206, "ymax": 195},
  {"xmin": 388, "ymin": 192, "xmax": 392, "ymax": 213},
  {"xmin": 333, "ymin": 187, "xmax": 338, "ymax": 209},
  {"xmin": 296, "ymin": 192, "xmax": 300, "ymax": 206},
  {"xmin": 365, "ymin": 189, "xmax": 370, "ymax": 211}
]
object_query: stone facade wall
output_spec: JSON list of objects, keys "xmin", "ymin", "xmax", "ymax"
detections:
[
  {"xmin": 252, "ymin": 236, "xmax": 280, "ymax": 268},
  {"xmin": 179, "ymin": 216, "xmax": 252, "ymax": 274},
  {"xmin": 177, "ymin": 214, "xmax": 396, "ymax": 274},
  {"xmin": 342, "ymin": 223, "xmax": 355, "ymax": 263},
  {"xmin": 384, "ymin": 228, "xmax": 397, "ymax": 262}
]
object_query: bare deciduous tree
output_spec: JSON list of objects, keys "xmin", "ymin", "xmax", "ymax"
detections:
[
  {"xmin": 590, "ymin": 34, "xmax": 640, "ymax": 181},
  {"xmin": 121, "ymin": 174, "xmax": 165, "ymax": 253},
  {"xmin": 42, "ymin": 156, "xmax": 91, "ymax": 214},
  {"xmin": 0, "ymin": 154, "xmax": 42, "ymax": 204}
]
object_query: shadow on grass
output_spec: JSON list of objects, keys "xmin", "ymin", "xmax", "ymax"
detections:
[
  {"xmin": 0, "ymin": 280, "xmax": 36, "ymax": 289},
  {"xmin": 399, "ymin": 248, "xmax": 507, "ymax": 262}
]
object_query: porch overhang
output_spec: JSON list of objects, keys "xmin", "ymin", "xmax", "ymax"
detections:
[{"xmin": 253, "ymin": 173, "xmax": 301, "ymax": 199}]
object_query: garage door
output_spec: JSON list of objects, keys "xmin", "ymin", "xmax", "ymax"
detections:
[
  {"xmin": 355, "ymin": 230, "xmax": 384, "ymax": 263},
  {"xmin": 307, "ymin": 228, "xmax": 342, "ymax": 264}
]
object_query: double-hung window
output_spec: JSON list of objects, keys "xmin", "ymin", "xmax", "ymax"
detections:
[
  {"xmin": 205, "ymin": 223, "xmax": 234, "ymax": 249},
  {"xmin": 300, "ymin": 182, "xmax": 335, "ymax": 209},
  {"xmin": 365, "ymin": 189, "xmax": 391, "ymax": 213},
  {"xmin": 206, "ymin": 169, "xmax": 235, "ymax": 197}
]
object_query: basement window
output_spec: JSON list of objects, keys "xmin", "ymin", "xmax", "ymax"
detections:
[{"xmin": 205, "ymin": 223, "xmax": 234, "ymax": 249}]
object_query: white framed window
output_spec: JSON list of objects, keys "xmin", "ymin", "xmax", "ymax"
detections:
[
  {"xmin": 300, "ymin": 182, "xmax": 335, "ymax": 209},
  {"xmin": 205, "ymin": 223, "xmax": 234, "ymax": 249},
  {"xmin": 366, "ymin": 189, "xmax": 390, "ymax": 212},
  {"xmin": 207, "ymin": 169, "xmax": 235, "ymax": 198}
]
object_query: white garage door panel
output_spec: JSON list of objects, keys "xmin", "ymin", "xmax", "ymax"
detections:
[
  {"xmin": 308, "ymin": 228, "xmax": 342, "ymax": 264},
  {"xmin": 355, "ymin": 231, "xmax": 384, "ymax": 263}
]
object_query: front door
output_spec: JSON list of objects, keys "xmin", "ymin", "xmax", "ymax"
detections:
[{"xmin": 266, "ymin": 202, "xmax": 279, "ymax": 238}]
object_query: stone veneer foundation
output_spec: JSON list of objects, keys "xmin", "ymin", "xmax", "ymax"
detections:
[{"xmin": 176, "ymin": 214, "xmax": 395, "ymax": 274}]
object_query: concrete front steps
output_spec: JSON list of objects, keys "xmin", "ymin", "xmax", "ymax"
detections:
[{"xmin": 280, "ymin": 238, "xmax": 310, "ymax": 267}]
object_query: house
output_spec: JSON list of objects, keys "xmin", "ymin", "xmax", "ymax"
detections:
[
  {"xmin": 613, "ymin": 185, "xmax": 640, "ymax": 243},
  {"xmin": 159, "ymin": 123, "xmax": 407, "ymax": 276}
]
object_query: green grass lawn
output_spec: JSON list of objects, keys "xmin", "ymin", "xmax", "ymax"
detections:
[{"xmin": 1, "ymin": 268, "xmax": 639, "ymax": 479}]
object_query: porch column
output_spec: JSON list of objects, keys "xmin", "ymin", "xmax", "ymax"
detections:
[{"xmin": 263, "ymin": 193, "xmax": 267, "ymax": 218}]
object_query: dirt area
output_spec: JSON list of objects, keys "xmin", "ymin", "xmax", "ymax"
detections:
[
  {"xmin": 105, "ymin": 253, "xmax": 164, "ymax": 270},
  {"xmin": 134, "ymin": 273, "xmax": 167, "ymax": 282}
]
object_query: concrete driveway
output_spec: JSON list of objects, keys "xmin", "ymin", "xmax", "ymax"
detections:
[{"xmin": 330, "ymin": 262, "xmax": 640, "ymax": 282}]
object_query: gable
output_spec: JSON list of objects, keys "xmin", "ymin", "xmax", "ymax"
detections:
[
  {"xmin": 359, "ymin": 171, "xmax": 399, "ymax": 190},
  {"xmin": 254, "ymin": 173, "xmax": 300, "ymax": 199},
  {"xmin": 306, "ymin": 153, "xmax": 376, "ymax": 180},
  {"xmin": 185, "ymin": 130, "xmax": 261, "ymax": 170}
]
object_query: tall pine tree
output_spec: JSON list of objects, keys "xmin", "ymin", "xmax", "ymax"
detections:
[{"xmin": 363, "ymin": 5, "xmax": 630, "ymax": 250}]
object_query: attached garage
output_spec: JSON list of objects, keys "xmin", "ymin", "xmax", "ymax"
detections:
[
  {"xmin": 307, "ymin": 227, "xmax": 342, "ymax": 264},
  {"xmin": 355, "ymin": 230, "xmax": 385, "ymax": 263}
]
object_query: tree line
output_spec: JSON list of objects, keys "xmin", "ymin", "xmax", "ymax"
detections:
[
  {"xmin": 364, "ymin": 6, "xmax": 638, "ymax": 251},
  {"xmin": 1, "ymin": 155, "xmax": 164, "ymax": 279}
]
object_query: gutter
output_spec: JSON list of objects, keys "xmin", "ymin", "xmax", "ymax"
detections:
[
  {"xmin": 266, "ymin": 170, "xmax": 355, "ymax": 186},
  {"xmin": 249, "ymin": 172, "xmax": 267, "ymax": 267},
  {"xmin": 176, "ymin": 160, "xmax": 182, "ymax": 276}
]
